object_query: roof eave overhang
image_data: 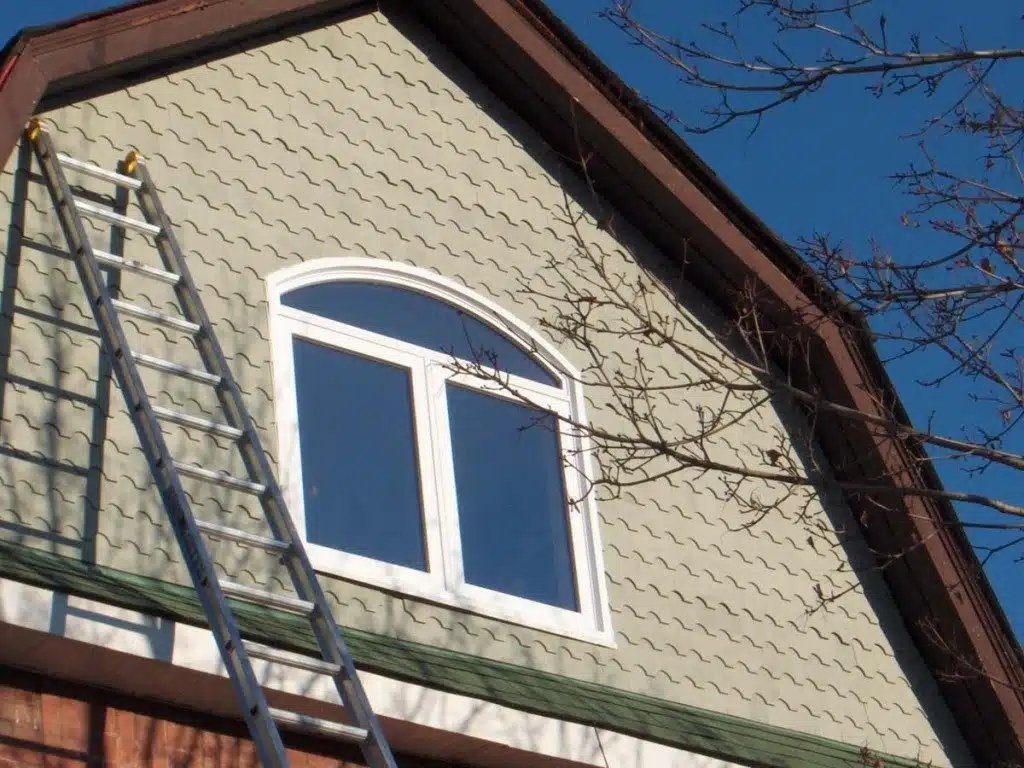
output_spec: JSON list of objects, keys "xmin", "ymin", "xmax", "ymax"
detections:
[{"xmin": 0, "ymin": 0, "xmax": 1021, "ymax": 762}]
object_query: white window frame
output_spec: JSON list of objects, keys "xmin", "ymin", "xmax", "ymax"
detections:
[{"xmin": 267, "ymin": 258, "xmax": 614, "ymax": 646}]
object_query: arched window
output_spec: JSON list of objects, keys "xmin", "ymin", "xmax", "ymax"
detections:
[{"xmin": 268, "ymin": 259, "xmax": 611, "ymax": 643}]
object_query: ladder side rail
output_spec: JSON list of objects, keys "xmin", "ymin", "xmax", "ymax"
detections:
[
  {"xmin": 132, "ymin": 161, "xmax": 399, "ymax": 768},
  {"xmin": 27, "ymin": 130, "xmax": 291, "ymax": 768}
]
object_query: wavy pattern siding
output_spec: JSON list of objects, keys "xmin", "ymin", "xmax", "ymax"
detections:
[{"xmin": 0, "ymin": 9, "xmax": 968, "ymax": 765}]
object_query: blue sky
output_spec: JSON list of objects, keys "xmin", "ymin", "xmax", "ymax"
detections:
[{"xmin": 2, "ymin": 1, "xmax": 1021, "ymax": 633}]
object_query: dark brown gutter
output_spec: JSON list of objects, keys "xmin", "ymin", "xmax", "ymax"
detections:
[{"xmin": 0, "ymin": 0, "xmax": 1021, "ymax": 763}]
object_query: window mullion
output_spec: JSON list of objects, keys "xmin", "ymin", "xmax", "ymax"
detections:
[
  {"xmin": 409, "ymin": 355, "xmax": 448, "ymax": 586},
  {"xmin": 424, "ymin": 362, "xmax": 465, "ymax": 593}
]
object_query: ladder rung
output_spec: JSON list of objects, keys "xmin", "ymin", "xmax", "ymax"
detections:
[
  {"xmin": 243, "ymin": 641, "xmax": 341, "ymax": 676},
  {"xmin": 151, "ymin": 405, "xmax": 243, "ymax": 439},
  {"xmin": 58, "ymin": 153, "xmax": 142, "ymax": 190},
  {"xmin": 196, "ymin": 519, "xmax": 288, "ymax": 553},
  {"xmin": 132, "ymin": 352, "xmax": 221, "ymax": 386},
  {"xmin": 112, "ymin": 299, "xmax": 201, "ymax": 334},
  {"xmin": 269, "ymin": 708, "xmax": 368, "ymax": 743},
  {"xmin": 219, "ymin": 580, "xmax": 315, "ymax": 615},
  {"xmin": 75, "ymin": 199, "xmax": 161, "ymax": 236},
  {"xmin": 174, "ymin": 461, "xmax": 266, "ymax": 495},
  {"xmin": 95, "ymin": 249, "xmax": 180, "ymax": 284}
]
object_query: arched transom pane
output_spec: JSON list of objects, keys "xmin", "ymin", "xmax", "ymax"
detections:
[{"xmin": 281, "ymin": 281, "xmax": 559, "ymax": 386}]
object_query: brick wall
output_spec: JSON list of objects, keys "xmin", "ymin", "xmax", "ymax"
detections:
[{"xmin": 0, "ymin": 667, "xmax": 443, "ymax": 767}]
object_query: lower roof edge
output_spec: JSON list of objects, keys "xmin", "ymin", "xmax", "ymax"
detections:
[{"xmin": 0, "ymin": 540, "xmax": 932, "ymax": 768}]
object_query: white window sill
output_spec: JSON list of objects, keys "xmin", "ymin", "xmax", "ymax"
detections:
[{"xmin": 306, "ymin": 542, "xmax": 617, "ymax": 649}]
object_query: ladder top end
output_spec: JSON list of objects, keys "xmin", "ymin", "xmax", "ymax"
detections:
[
  {"xmin": 25, "ymin": 118, "xmax": 41, "ymax": 141},
  {"xmin": 124, "ymin": 150, "xmax": 143, "ymax": 174}
]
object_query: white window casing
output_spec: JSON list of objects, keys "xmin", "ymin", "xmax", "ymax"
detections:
[{"xmin": 267, "ymin": 257, "xmax": 614, "ymax": 646}]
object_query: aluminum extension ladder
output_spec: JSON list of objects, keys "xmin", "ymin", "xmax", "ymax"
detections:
[{"xmin": 25, "ymin": 120, "xmax": 398, "ymax": 768}]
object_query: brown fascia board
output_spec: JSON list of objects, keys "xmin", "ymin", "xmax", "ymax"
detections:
[{"xmin": 0, "ymin": 0, "xmax": 1022, "ymax": 762}]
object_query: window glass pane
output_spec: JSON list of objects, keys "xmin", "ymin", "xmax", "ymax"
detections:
[
  {"xmin": 446, "ymin": 384, "xmax": 578, "ymax": 610},
  {"xmin": 292, "ymin": 338, "xmax": 427, "ymax": 571},
  {"xmin": 282, "ymin": 281, "xmax": 559, "ymax": 386}
]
